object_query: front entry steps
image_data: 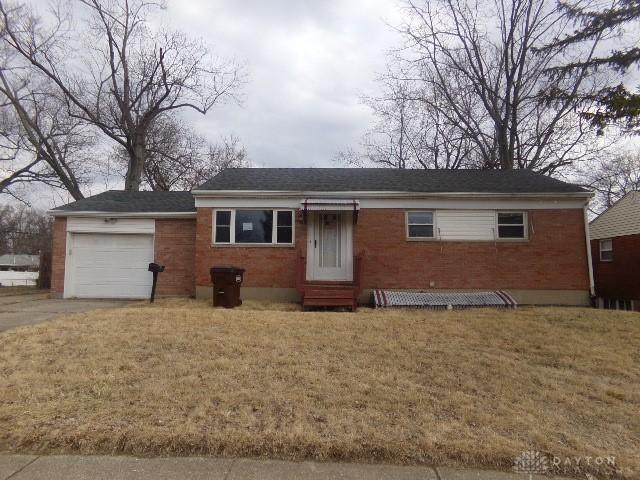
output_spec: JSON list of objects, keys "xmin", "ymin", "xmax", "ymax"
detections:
[
  {"xmin": 301, "ymin": 283, "xmax": 359, "ymax": 311},
  {"xmin": 296, "ymin": 250, "xmax": 365, "ymax": 312}
]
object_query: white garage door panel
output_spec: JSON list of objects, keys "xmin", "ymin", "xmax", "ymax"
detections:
[
  {"xmin": 72, "ymin": 249, "xmax": 150, "ymax": 267},
  {"xmin": 68, "ymin": 233, "xmax": 154, "ymax": 298},
  {"xmin": 73, "ymin": 234, "xmax": 153, "ymax": 249}
]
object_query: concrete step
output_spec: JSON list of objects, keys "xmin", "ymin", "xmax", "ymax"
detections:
[{"xmin": 304, "ymin": 289, "xmax": 355, "ymax": 298}]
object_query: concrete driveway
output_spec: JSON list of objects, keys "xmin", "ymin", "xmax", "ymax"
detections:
[{"xmin": 0, "ymin": 292, "xmax": 131, "ymax": 332}]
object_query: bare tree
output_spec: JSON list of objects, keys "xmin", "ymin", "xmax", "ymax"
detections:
[
  {"xmin": 339, "ymin": 78, "xmax": 479, "ymax": 169},
  {"xmin": 379, "ymin": 0, "xmax": 608, "ymax": 173},
  {"xmin": 0, "ymin": 36, "xmax": 91, "ymax": 200},
  {"xmin": 0, "ymin": 0, "xmax": 243, "ymax": 191},
  {"xmin": 115, "ymin": 114, "xmax": 249, "ymax": 191},
  {"xmin": 0, "ymin": 109, "xmax": 39, "ymax": 196},
  {"xmin": 0, "ymin": 204, "xmax": 52, "ymax": 255},
  {"xmin": 204, "ymin": 135, "xmax": 249, "ymax": 179},
  {"xmin": 580, "ymin": 150, "xmax": 640, "ymax": 214}
]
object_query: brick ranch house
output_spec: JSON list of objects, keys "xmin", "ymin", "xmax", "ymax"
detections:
[
  {"xmin": 589, "ymin": 190, "xmax": 640, "ymax": 311},
  {"xmin": 49, "ymin": 168, "xmax": 595, "ymax": 307}
]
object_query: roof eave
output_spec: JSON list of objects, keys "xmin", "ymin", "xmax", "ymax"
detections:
[
  {"xmin": 48, "ymin": 210, "xmax": 197, "ymax": 218},
  {"xmin": 191, "ymin": 189, "xmax": 593, "ymax": 200}
]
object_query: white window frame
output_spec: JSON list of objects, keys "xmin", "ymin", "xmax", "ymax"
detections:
[
  {"xmin": 213, "ymin": 209, "xmax": 295, "ymax": 246},
  {"xmin": 213, "ymin": 209, "xmax": 232, "ymax": 244},
  {"xmin": 599, "ymin": 238, "xmax": 613, "ymax": 262},
  {"xmin": 496, "ymin": 211, "xmax": 528, "ymax": 240},
  {"xmin": 406, "ymin": 211, "xmax": 436, "ymax": 240}
]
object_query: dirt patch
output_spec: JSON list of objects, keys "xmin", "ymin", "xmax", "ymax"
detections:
[{"xmin": 0, "ymin": 301, "xmax": 637, "ymax": 478}]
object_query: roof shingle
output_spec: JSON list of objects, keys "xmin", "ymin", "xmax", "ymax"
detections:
[
  {"xmin": 52, "ymin": 169, "xmax": 589, "ymax": 214},
  {"xmin": 52, "ymin": 191, "xmax": 195, "ymax": 213},
  {"xmin": 196, "ymin": 168, "xmax": 588, "ymax": 194}
]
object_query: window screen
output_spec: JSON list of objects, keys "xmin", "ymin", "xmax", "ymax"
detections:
[
  {"xmin": 600, "ymin": 239, "xmax": 613, "ymax": 261},
  {"xmin": 276, "ymin": 211, "xmax": 293, "ymax": 244},
  {"xmin": 215, "ymin": 210, "xmax": 231, "ymax": 243},
  {"xmin": 497, "ymin": 212, "xmax": 525, "ymax": 238},
  {"xmin": 407, "ymin": 211, "xmax": 434, "ymax": 238}
]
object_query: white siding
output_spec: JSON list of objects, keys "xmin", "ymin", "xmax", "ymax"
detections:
[
  {"xmin": 197, "ymin": 198, "xmax": 300, "ymax": 208},
  {"xmin": 66, "ymin": 217, "xmax": 155, "ymax": 234},
  {"xmin": 590, "ymin": 191, "xmax": 640, "ymax": 240},
  {"xmin": 436, "ymin": 210, "xmax": 496, "ymax": 240}
]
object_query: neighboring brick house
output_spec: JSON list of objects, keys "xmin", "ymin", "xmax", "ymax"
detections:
[
  {"xmin": 589, "ymin": 191, "xmax": 640, "ymax": 311},
  {"xmin": 49, "ymin": 168, "xmax": 594, "ymax": 307}
]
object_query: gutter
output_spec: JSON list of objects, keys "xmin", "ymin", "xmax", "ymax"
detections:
[
  {"xmin": 583, "ymin": 204, "xmax": 596, "ymax": 297},
  {"xmin": 190, "ymin": 189, "xmax": 593, "ymax": 199},
  {"xmin": 47, "ymin": 210, "xmax": 196, "ymax": 219}
]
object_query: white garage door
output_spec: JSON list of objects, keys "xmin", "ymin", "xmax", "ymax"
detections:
[{"xmin": 68, "ymin": 233, "xmax": 154, "ymax": 298}]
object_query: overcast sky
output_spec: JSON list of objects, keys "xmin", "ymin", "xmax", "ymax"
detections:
[
  {"xmin": 169, "ymin": 0, "xmax": 402, "ymax": 168},
  {"xmin": 3, "ymin": 0, "xmax": 402, "ymax": 208},
  {"xmin": 10, "ymin": 0, "xmax": 637, "ymax": 208}
]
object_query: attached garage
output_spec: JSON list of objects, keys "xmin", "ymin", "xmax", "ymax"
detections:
[{"xmin": 50, "ymin": 191, "xmax": 197, "ymax": 299}]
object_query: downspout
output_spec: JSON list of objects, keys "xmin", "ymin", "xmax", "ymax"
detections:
[{"xmin": 583, "ymin": 204, "xmax": 595, "ymax": 298}]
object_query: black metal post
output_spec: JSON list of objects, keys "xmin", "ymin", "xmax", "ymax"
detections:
[
  {"xmin": 148, "ymin": 263, "xmax": 165, "ymax": 303},
  {"xmin": 150, "ymin": 271, "xmax": 159, "ymax": 303}
]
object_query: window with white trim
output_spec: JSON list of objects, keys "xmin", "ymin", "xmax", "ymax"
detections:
[
  {"xmin": 215, "ymin": 210, "xmax": 231, "ymax": 243},
  {"xmin": 497, "ymin": 212, "xmax": 526, "ymax": 239},
  {"xmin": 599, "ymin": 238, "xmax": 613, "ymax": 261},
  {"xmin": 214, "ymin": 209, "xmax": 294, "ymax": 245},
  {"xmin": 407, "ymin": 211, "xmax": 434, "ymax": 238},
  {"xmin": 276, "ymin": 211, "xmax": 293, "ymax": 243}
]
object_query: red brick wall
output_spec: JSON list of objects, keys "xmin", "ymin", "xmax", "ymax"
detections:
[
  {"xmin": 195, "ymin": 208, "xmax": 306, "ymax": 288},
  {"xmin": 591, "ymin": 234, "xmax": 640, "ymax": 300},
  {"xmin": 195, "ymin": 207, "xmax": 589, "ymax": 291},
  {"xmin": 154, "ymin": 219, "xmax": 197, "ymax": 296},
  {"xmin": 51, "ymin": 217, "xmax": 67, "ymax": 295},
  {"xmin": 51, "ymin": 217, "xmax": 196, "ymax": 297},
  {"xmin": 355, "ymin": 209, "xmax": 589, "ymax": 290}
]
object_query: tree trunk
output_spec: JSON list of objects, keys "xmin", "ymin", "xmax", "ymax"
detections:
[
  {"xmin": 125, "ymin": 133, "xmax": 146, "ymax": 191},
  {"xmin": 63, "ymin": 180, "xmax": 85, "ymax": 200},
  {"xmin": 496, "ymin": 122, "xmax": 513, "ymax": 170}
]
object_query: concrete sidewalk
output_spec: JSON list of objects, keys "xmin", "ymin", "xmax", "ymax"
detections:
[{"xmin": 0, "ymin": 455, "xmax": 558, "ymax": 480}]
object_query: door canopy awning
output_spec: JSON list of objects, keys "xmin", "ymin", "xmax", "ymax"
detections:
[{"xmin": 301, "ymin": 199, "xmax": 360, "ymax": 223}]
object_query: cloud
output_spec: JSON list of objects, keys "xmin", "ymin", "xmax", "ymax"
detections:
[{"xmin": 169, "ymin": 0, "xmax": 402, "ymax": 167}]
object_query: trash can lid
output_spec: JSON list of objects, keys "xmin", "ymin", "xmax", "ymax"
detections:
[{"xmin": 210, "ymin": 266, "xmax": 245, "ymax": 273}]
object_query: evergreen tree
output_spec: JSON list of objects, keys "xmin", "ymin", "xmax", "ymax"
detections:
[{"xmin": 545, "ymin": 0, "xmax": 640, "ymax": 132}]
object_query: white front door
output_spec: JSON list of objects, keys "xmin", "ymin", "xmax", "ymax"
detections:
[{"xmin": 307, "ymin": 212, "xmax": 353, "ymax": 281}]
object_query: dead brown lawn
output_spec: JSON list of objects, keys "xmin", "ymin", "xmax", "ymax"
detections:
[
  {"xmin": 0, "ymin": 300, "xmax": 638, "ymax": 479},
  {"xmin": 0, "ymin": 286, "xmax": 43, "ymax": 297}
]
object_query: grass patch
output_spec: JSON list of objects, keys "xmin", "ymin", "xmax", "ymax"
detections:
[
  {"xmin": 0, "ymin": 286, "xmax": 43, "ymax": 297},
  {"xmin": 0, "ymin": 301, "xmax": 638, "ymax": 478}
]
